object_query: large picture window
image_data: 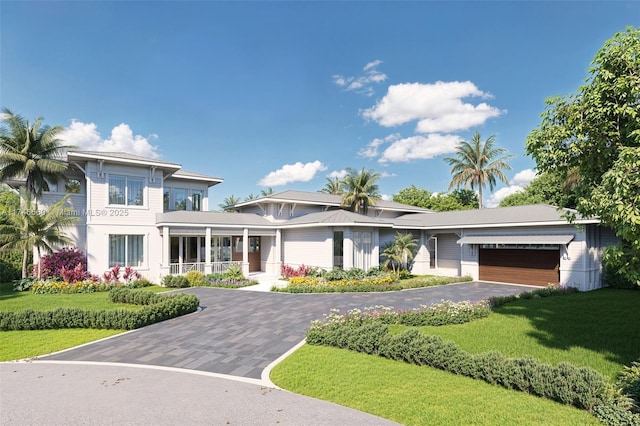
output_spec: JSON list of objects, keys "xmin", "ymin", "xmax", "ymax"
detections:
[
  {"xmin": 174, "ymin": 188, "xmax": 187, "ymax": 210},
  {"xmin": 109, "ymin": 176, "xmax": 144, "ymax": 206},
  {"xmin": 109, "ymin": 234, "xmax": 144, "ymax": 267}
]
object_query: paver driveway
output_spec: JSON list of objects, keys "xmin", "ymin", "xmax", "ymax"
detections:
[{"xmin": 41, "ymin": 282, "xmax": 535, "ymax": 379}]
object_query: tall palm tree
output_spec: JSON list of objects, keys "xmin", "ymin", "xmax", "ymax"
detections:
[
  {"xmin": 0, "ymin": 108, "xmax": 74, "ymax": 199},
  {"xmin": 341, "ymin": 167, "xmax": 381, "ymax": 214},
  {"xmin": 319, "ymin": 177, "xmax": 345, "ymax": 195},
  {"xmin": 0, "ymin": 190, "xmax": 78, "ymax": 278},
  {"xmin": 444, "ymin": 132, "xmax": 513, "ymax": 209},
  {"xmin": 219, "ymin": 194, "xmax": 240, "ymax": 212}
]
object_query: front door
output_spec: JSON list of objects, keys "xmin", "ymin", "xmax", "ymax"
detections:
[{"xmin": 232, "ymin": 236, "xmax": 261, "ymax": 272}]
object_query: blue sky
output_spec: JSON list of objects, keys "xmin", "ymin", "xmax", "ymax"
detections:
[{"xmin": 2, "ymin": 1, "xmax": 638, "ymax": 209}]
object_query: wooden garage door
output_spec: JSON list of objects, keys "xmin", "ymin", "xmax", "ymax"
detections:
[{"xmin": 479, "ymin": 248, "xmax": 559, "ymax": 286}]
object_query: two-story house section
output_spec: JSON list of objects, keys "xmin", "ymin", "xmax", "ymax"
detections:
[
  {"xmin": 60, "ymin": 151, "xmax": 222, "ymax": 281},
  {"xmin": 28, "ymin": 150, "xmax": 618, "ymax": 291}
]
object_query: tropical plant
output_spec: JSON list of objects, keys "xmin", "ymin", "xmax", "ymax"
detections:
[
  {"xmin": 525, "ymin": 26, "xmax": 640, "ymax": 286},
  {"xmin": 381, "ymin": 232, "xmax": 418, "ymax": 277},
  {"xmin": 0, "ymin": 190, "xmax": 78, "ymax": 278},
  {"xmin": 444, "ymin": 132, "xmax": 513, "ymax": 209},
  {"xmin": 0, "ymin": 108, "xmax": 73, "ymax": 199},
  {"xmin": 341, "ymin": 167, "xmax": 381, "ymax": 214},
  {"xmin": 319, "ymin": 177, "xmax": 345, "ymax": 195},
  {"xmin": 260, "ymin": 187, "xmax": 275, "ymax": 197},
  {"xmin": 219, "ymin": 194, "xmax": 240, "ymax": 212}
]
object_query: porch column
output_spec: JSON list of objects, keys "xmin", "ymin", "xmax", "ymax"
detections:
[
  {"xmin": 179, "ymin": 237, "xmax": 183, "ymax": 273},
  {"xmin": 242, "ymin": 228, "xmax": 249, "ymax": 277},
  {"xmin": 205, "ymin": 227, "xmax": 212, "ymax": 275},
  {"xmin": 161, "ymin": 226, "xmax": 170, "ymax": 278},
  {"xmin": 412, "ymin": 230, "xmax": 430, "ymax": 275}
]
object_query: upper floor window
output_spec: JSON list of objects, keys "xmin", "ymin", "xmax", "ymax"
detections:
[
  {"xmin": 173, "ymin": 188, "xmax": 187, "ymax": 210},
  {"xmin": 65, "ymin": 179, "xmax": 81, "ymax": 194},
  {"xmin": 192, "ymin": 190, "xmax": 202, "ymax": 211},
  {"xmin": 109, "ymin": 175, "xmax": 144, "ymax": 206}
]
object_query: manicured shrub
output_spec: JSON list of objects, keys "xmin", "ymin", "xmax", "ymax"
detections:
[
  {"xmin": 0, "ymin": 250, "xmax": 23, "ymax": 282},
  {"xmin": 30, "ymin": 279, "xmax": 115, "ymax": 294},
  {"xmin": 307, "ymin": 306, "xmax": 612, "ymax": 411},
  {"xmin": 162, "ymin": 275, "xmax": 189, "ymax": 288},
  {"xmin": 0, "ymin": 289, "xmax": 199, "ymax": 331},
  {"xmin": 618, "ymin": 360, "xmax": 640, "ymax": 412},
  {"xmin": 126, "ymin": 277, "xmax": 153, "ymax": 288},
  {"xmin": 184, "ymin": 270, "xmax": 204, "ymax": 286}
]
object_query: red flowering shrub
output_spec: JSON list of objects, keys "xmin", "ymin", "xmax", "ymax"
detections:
[
  {"xmin": 33, "ymin": 247, "xmax": 87, "ymax": 279},
  {"xmin": 122, "ymin": 266, "xmax": 141, "ymax": 283},
  {"xmin": 280, "ymin": 263, "xmax": 312, "ymax": 279},
  {"xmin": 60, "ymin": 263, "xmax": 89, "ymax": 283}
]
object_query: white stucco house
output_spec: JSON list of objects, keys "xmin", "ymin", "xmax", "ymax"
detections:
[{"xmin": 31, "ymin": 151, "xmax": 618, "ymax": 291}]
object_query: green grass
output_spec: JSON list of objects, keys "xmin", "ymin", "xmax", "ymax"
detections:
[
  {"xmin": 0, "ymin": 328, "xmax": 123, "ymax": 361},
  {"xmin": 0, "ymin": 282, "xmax": 173, "ymax": 361},
  {"xmin": 390, "ymin": 288, "xmax": 640, "ymax": 379},
  {"xmin": 270, "ymin": 344, "xmax": 599, "ymax": 426},
  {"xmin": 0, "ymin": 282, "xmax": 173, "ymax": 312}
]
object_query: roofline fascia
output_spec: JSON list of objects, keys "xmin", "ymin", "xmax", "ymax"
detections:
[
  {"xmin": 67, "ymin": 151, "xmax": 182, "ymax": 170},
  {"xmin": 392, "ymin": 218, "xmax": 600, "ymax": 230},
  {"xmin": 156, "ymin": 222, "xmax": 276, "ymax": 229}
]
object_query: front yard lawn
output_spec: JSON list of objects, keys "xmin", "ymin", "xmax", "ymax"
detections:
[
  {"xmin": 270, "ymin": 344, "xmax": 599, "ymax": 426},
  {"xmin": 0, "ymin": 282, "xmax": 177, "ymax": 361},
  {"xmin": 271, "ymin": 288, "xmax": 640, "ymax": 424}
]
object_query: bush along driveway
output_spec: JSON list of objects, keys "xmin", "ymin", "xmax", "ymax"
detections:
[{"xmin": 40, "ymin": 282, "xmax": 534, "ymax": 379}]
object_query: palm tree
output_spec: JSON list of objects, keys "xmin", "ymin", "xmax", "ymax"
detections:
[
  {"xmin": 341, "ymin": 167, "xmax": 381, "ymax": 214},
  {"xmin": 0, "ymin": 108, "xmax": 74, "ymax": 199},
  {"xmin": 219, "ymin": 194, "xmax": 240, "ymax": 212},
  {"xmin": 319, "ymin": 177, "xmax": 345, "ymax": 195},
  {"xmin": 444, "ymin": 132, "xmax": 513, "ymax": 209},
  {"xmin": 0, "ymin": 190, "xmax": 78, "ymax": 278},
  {"xmin": 381, "ymin": 232, "xmax": 418, "ymax": 277},
  {"xmin": 260, "ymin": 187, "xmax": 275, "ymax": 197}
]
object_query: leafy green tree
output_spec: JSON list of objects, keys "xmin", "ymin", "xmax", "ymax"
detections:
[
  {"xmin": 393, "ymin": 185, "xmax": 433, "ymax": 208},
  {"xmin": 525, "ymin": 26, "xmax": 640, "ymax": 285},
  {"xmin": 381, "ymin": 232, "xmax": 418, "ymax": 277},
  {"xmin": 444, "ymin": 132, "xmax": 514, "ymax": 209},
  {"xmin": 0, "ymin": 190, "xmax": 78, "ymax": 278},
  {"xmin": 393, "ymin": 186, "xmax": 478, "ymax": 211},
  {"xmin": 341, "ymin": 167, "xmax": 381, "ymax": 214},
  {"xmin": 499, "ymin": 173, "xmax": 578, "ymax": 208},
  {"xmin": 319, "ymin": 177, "xmax": 345, "ymax": 195},
  {"xmin": 0, "ymin": 109, "xmax": 73, "ymax": 199},
  {"xmin": 0, "ymin": 185, "xmax": 22, "ymax": 280}
]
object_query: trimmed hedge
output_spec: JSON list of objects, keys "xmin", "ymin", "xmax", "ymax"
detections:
[
  {"xmin": 307, "ymin": 323, "xmax": 610, "ymax": 411},
  {"xmin": 0, "ymin": 288, "xmax": 199, "ymax": 331}
]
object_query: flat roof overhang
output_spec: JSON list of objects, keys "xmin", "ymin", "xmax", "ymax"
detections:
[{"xmin": 457, "ymin": 234, "xmax": 575, "ymax": 245}]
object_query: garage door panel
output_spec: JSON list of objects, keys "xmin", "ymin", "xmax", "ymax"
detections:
[{"xmin": 479, "ymin": 248, "xmax": 559, "ymax": 286}]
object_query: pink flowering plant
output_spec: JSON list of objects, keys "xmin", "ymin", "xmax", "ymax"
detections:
[{"xmin": 32, "ymin": 247, "xmax": 87, "ymax": 280}]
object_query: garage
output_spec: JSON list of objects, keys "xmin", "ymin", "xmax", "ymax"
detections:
[
  {"xmin": 458, "ymin": 235, "xmax": 574, "ymax": 287},
  {"xmin": 478, "ymin": 247, "xmax": 559, "ymax": 286}
]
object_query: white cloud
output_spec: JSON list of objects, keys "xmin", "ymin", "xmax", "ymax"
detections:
[
  {"xmin": 379, "ymin": 134, "xmax": 461, "ymax": 163},
  {"xmin": 362, "ymin": 81, "xmax": 503, "ymax": 133},
  {"xmin": 511, "ymin": 168, "xmax": 536, "ymax": 187},
  {"xmin": 380, "ymin": 171, "xmax": 396, "ymax": 178},
  {"xmin": 259, "ymin": 161, "xmax": 327, "ymax": 186},
  {"xmin": 357, "ymin": 133, "xmax": 401, "ymax": 159},
  {"xmin": 328, "ymin": 169, "xmax": 348, "ymax": 179},
  {"xmin": 485, "ymin": 168, "xmax": 537, "ymax": 207},
  {"xmin": 62, "ymin": 120, "xmax": 160, "ymax": 158},
  {"xmin": 333, "ymin": 60, "xmax": 387, "ymax": 97},
  {"xmin": 381, "ymin": 194, "xmax": 392, "ymax": 201}
]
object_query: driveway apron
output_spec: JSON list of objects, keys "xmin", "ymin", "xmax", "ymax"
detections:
[{"xmin": 41, "ymin": 282, "xmax": 535, "ymax": 379}]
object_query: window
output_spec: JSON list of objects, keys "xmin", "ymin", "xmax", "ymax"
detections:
[
  {"xmin": 65, "ymin": 179, "xmax": 81, "ymax": 194},
  {"xmin": 45, "ymin": 178, "xmax": 58, "ymax": 193},
  {"xmin": 109, "ymin": 176, "xmax": 144, "ymax": 206},
  {"xmin": 109, "ymin": 234, "xmax": 144, "ymax": 267},
  {"xmin": 174, "ymin": 189, "xmax": 187, "ymax": 210},
  {"xmin": 353, "ymin": 231, "xmax": 373, "ymax": 270},
  {"xmin": 333, "ymin": 231, "xmax": 344, "ymax": 269},
  {"xmin": 192, "ymin": 190, "xmax": 202, "ymax": 211},
  {"xmin": 163, "ymin": 189, "xmax": 170, "ymax": 210}
]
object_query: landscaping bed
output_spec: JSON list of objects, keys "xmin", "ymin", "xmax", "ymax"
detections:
[{"xmin": 272, "ymin": 287, "xmax": 640, "ymax": 425}]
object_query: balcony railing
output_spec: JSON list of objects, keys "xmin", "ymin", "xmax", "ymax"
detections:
[{"xmin": 168, "ymin": 261, "xmax": 242, "ymax": 275}]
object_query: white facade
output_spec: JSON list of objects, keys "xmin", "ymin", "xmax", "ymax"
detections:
[{"xmin": 34, "ymin": 151, "xmax": 618, "ymax": 291}]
